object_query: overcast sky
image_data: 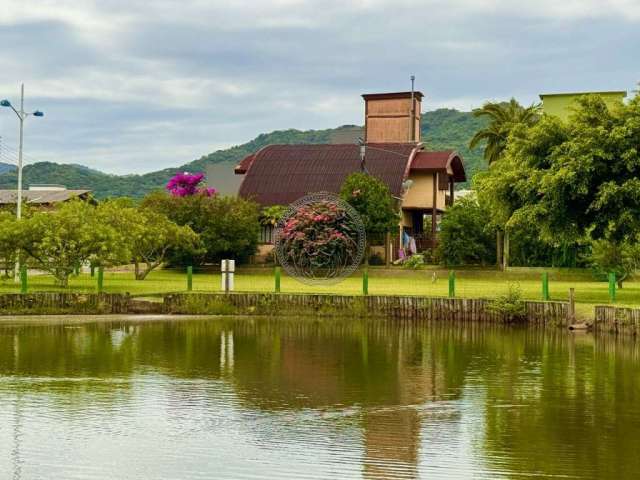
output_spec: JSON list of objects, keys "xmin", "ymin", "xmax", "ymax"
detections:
[{"xmin": 0, "ymin": 0, "xmax": 638, "ymax": 174}]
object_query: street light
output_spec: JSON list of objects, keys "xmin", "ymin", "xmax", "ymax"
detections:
[
  {"xmin": 1, "ymin": 84, "xmax": 44, "ymax": 282},
  {"xmin": 1, "ymin": 84, "xmax": 44, "ymax": 221}
]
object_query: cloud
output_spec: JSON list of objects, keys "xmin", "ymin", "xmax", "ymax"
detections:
[{"xmin": 0, "ymin": 0, "xmax": 637, "ymax": 174}]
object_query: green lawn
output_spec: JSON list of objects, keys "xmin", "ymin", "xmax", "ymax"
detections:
[{"xmin": 0, "ymin": 267, "xmax": 636, "ymax": 320}]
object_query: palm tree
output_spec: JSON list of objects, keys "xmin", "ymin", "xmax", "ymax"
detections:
[{"xmin": 469, "ymin": 99, "xmax": 540, "ymax": 165}]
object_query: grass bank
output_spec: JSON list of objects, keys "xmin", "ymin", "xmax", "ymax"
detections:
[{"xmin": 0, "ymin": 267, "xmax": 636, "ymax": 319}]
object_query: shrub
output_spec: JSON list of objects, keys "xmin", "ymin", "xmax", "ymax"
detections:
[
  {"xmin": 437, "ymin": 195, "xmax": 496, "ymax": 266},
  {"xmin": 588, "ymin": 239, "xmax": 640, "ymax": 288},
  {"xmin": 487, "ymin": 284, "xmax": 527, "ymax": 322},
  {"xmin": 402, "ymin": 254, "xmax": 425, "ymax": 269},
  {"xmin": 279, "ymin": 199, "xmax": 360, "ymax": 276},
  {"xmin": 142, "ymin": 190, "xmax": 260, "ymax": 266}
]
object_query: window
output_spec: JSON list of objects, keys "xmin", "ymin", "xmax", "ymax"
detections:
[{"xmin": 259, "ymin": 225, "xmax": 275, "ymax": 244}]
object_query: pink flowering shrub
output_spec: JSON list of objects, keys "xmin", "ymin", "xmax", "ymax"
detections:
[
  {"xmin": 279, "ymin": 200, "xmax": 360, "ymax": 276},
  {"xmin": 166, "ymin": 172, "xmax": 217, "ymax": 197}
]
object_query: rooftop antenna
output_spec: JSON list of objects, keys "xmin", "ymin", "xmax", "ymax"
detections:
[{"xmin": 410, "ymin": 75, "xmax": 416, "ymax": 142}]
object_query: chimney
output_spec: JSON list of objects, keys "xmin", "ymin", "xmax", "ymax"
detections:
[{"xmin": 362, "ymin": 90, "xmax": 423, "ymax": 144}]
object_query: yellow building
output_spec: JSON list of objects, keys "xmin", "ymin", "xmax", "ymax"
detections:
[{"xmin": 539, "ymin": 91, "xmax": 627, "ymax": 120}]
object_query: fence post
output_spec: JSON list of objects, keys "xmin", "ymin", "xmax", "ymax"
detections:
[
  {"xmin": 187, "ymin": 265, "xmax": 193, "ymax": 291},
  {"xmin": 542, "ymin": 272, "xmax": 549, "ymax": 301},
  {"xmin": 568, "ymin": 288, "xmax": 576, "ymax": 325},
  {"xmin": 20, "ymin": 264, "xmax": 27, "ymax": 294},
  {"xmin": 608, "ymin": 272, "xmax": 616, "ymax": 303},
  {"xmin": 275, "ymin": 266, "xmax": 281, "ymax": 293},
  {"xmin": 97, "ymin": 267, "xmax": 104, "ymax": 293},
  {"xmin": 448, "ymin": 270, "xmax": 455, "ymax": 298},
  {"xmin": 363, "ymin": 268, "xmax": 369, "ymax": 296}
]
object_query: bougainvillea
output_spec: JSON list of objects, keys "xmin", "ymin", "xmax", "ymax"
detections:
[
  {"xmin": 166, "ymin": 172, "xmax": 217, "ymax": 197},
  {"xmin": 275, "ymin": 194, "xmax": 365, "ymax": 283}
]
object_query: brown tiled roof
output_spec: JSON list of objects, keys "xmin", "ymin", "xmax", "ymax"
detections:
[
  {"xmin": 0, "ymin": 189, "xmax": 92, "ymax": 205},
  {"xmin": 411, "ymin": 150, "xmax": 466, "ymax": 182},
  {"xmin": 237, "ymin": 143, "xmax": 418, "ymax": 206},
  {"xmin": 234, "ymin": 152, "xmax": 256, "ymax": 174}
]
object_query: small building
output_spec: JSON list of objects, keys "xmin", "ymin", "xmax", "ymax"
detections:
[
  {"xmin": 235, "ymin": 90, "xmax": 466, "ymax": 260},
  {"xmin": 0, "ymin": 185, "xmax": 93, "ymax": 208},
  {"xmin": 539, "ymin": 91, "xmax": 627, "ymax": 120}
]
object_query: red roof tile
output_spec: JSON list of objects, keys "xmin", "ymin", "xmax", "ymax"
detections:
[
  {"xmin": 411, "ymin": 150, "xmax": 466, "ymax": 182},
  {"xmin": 237, "ymin": 143, "xmax": 418, "ymax": 206}
]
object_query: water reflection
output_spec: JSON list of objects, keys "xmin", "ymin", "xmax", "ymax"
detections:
[{"xmin": 0, "ymin": 318, "xmax": 639, "ymax": 479}]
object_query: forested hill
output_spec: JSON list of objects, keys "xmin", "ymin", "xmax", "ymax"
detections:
[
  {"xmin": 0, "ymin": 108, "xmax": 487, "ymax": 199},
  {"xmin": 0, "ymin": 162, "xmax": 14, "ymax": 174}
]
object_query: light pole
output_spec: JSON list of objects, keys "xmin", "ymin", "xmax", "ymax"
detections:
[
  {"xmin": 1, "ymin": 84, "xmax": 44, "ymax": 221},
  {"xmin": 1, "ymin": 84, "xmax": 44, "ymax": 282}
]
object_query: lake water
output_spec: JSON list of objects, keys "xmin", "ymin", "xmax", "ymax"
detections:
[{"xmin": 0, "ymin": 316, "xmax": 639, "ymax": 479}]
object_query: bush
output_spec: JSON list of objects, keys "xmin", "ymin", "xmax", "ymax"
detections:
[
  {"xmin": 279, "ymin": 199, "xmax": 360, "ymax": 276},
  {"xmin": 437, "ymin": 196, "xmax": 496, "ymax": 266},
  {"xmin": 487, "ymin": 284, "xmax": 527, "ymax": 322},
  {"xmin": 402, "ymin": 254, "xmax": 425, "ymax": 269},
  {"xmin": 142, "ymin": 191, "xmax": 260, "ymax": 266},
  {"xmin": 588, "ymin": 239, "xmax": 640, "ymax": 288}
]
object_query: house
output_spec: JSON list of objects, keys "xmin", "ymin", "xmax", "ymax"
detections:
[
  {"xmin": 235, "ymin": 90, "xmax": 466, "ymax": 261},
  {"xmin": 539, "ymin": 91, "xmax": 627, "ymax": 120},
  {"xmin": 0, "ymin": 185, "xmax": 93, "ymax": 209}
]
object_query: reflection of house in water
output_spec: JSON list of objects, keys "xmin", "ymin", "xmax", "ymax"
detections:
[{"xmin": 228, "ymin": 321, "xmax": 460, "ymax": 478}]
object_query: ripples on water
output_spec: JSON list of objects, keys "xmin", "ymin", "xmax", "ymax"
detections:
[{"xmin": 0, "ymin": 317, "xmax": 639, "ymax": 479}]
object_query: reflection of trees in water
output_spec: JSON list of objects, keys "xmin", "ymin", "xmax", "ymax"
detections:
[
  {"xmin": 2, "ymin": 319, "xmax": 640, "ymax": 478},
  {"xmin": 475, "ymin": 330, "xmax": 640, "ymax": 479}
]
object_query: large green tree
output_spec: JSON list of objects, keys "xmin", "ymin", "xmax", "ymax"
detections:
[
  {"xmin": 0, "ymin": 212, "xmax": 20, "ymax": 277},
  {"xmin": 469, "ymin": 99, "xmax": 541, "ymax": 165},
  {"xmin": 97, "ymin": 199, "xmax": 201, "ymax": 280},
  {"xmin": 501, "ymin": 95, "xmax": 640, "ymax": 243},
  {"xmin": 476, "ymin": 94, "xmax": 640, "ymax": 273},
  {"xmin": 18, "ymin": 200, "xmax": 130, "ymax": 286}
]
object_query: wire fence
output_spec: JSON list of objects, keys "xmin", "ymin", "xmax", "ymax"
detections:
[{"xmin": 1, "ymin": 265, "xmax": 637, "ymax": 313}]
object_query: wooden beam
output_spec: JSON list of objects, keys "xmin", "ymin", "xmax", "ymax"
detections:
[
  {"xmin": 449, "ymin": 177, "xmax": 454, "ymax": 206},
  {"xmin": 432, "ymin": 173, "xmax": 437, "ymax": 248}
]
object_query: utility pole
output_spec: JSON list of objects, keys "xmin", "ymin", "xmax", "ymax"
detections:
[
  {"xmin": 17, "ymin": 84, "xmax": 24, "ymax": 220},
  {"xmin": 1, "ymin": 84, "xmax": 44, "ymax": 220},
  {"xmin": 1, "ymin": 84, "xmax": 44, "ymax": 280}
]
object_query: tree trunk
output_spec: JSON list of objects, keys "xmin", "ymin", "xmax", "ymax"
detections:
[
  {"xmin": 496, "ymin": 231, "xmax": 503, "ymax": 268},
  {"xmin": 134, "ymin": 261, "xmax": 141, "ymax": 280},
  {"xmin": 136, "ymin": 267, "xmax": 151, "ymax": 281},
  {"xmin": 136, "ymin": 261, "xmax": 160, "ymax": 280},
  {"xmin": 502, "ymin": 230, "xmax": 510, "ymax": 271}
]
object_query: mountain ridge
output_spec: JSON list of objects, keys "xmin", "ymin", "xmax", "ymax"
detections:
[{"xmin": 0, "ymin": 108, "xmax": 486, "ymax": 199}]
